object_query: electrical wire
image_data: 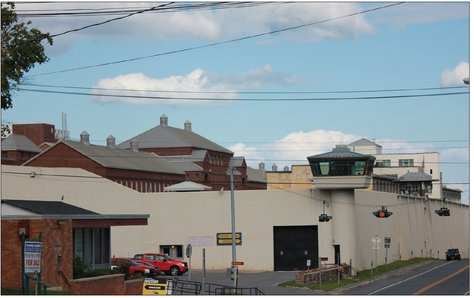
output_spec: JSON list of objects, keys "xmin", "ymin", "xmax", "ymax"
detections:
[
  {"xmin": 17, "ymin": 87, "xmax": 468, "ymax": 101},
  {"xmin": 21, "ymin": 82, "xmax": 469, "ymax": 95},
  {"xmin": 26, "ymin": 2, "xmax": 404, "ymax": 77},
  {"xmin": 50, "ymin": 2, "xmax": 175, "ymax": 38}
]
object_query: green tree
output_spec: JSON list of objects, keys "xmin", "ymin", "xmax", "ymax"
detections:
[{"xmin": 1, "ymin": 2, "xmax": 53, "ymax": 110}]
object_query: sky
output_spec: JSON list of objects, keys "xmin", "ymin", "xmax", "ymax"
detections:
[{"xmin": 2, "ymin": 1, "xmax": 470, "ymax": 203}]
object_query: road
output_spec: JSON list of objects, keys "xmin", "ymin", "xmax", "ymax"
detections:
[{"xmin": 338, "ymin": 259, "xmax": 469, "ymax": 295}]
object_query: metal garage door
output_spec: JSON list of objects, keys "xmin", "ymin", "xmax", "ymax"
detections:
[{"xmin": 273, "ymin": 225, "xmax": 318, "ymax": 271}]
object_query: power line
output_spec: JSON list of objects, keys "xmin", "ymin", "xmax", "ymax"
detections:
[
  {"xmin": 21, "ymin": 82, "xmax": 468, "ymax": 95},
  {"xmin": 17, "ymin": 2, "xmax": 280, "ymax": 17},
  {"xmin": 50, "ymin": 2, "xmax": 174, "ymax": 38},
  {"xmin": 17, "ymin": 87, "xmax": 468, "ymax": 101},
  {"xmin": 27, "ymin": 2, "xmax": 404, "ymax": 77}
]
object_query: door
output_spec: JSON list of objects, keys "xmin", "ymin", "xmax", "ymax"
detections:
[
  {"xmin": 334, "ymin": 245, "xmax": 340, "ymax": 265},
  {"xmin": 273, "ymin": 225, "xmax": 318, "ymax": 271}
]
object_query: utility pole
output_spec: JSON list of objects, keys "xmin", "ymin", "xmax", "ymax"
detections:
[{"xmin": 230, "ymin": 166, "xmax": 237, "ymax": 287}]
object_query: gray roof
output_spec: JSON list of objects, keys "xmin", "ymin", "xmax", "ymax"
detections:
[
  {"xmin": 247, "ymin": 167, "xmax": 267, "ymax": 183},
  {"xmin": 348, "ymin": 138, "xmax": 381, "ymax": 147},
  {"xmin": 28, "ymin": 140, "xmax": 185, "ymax": 175},
  {"xmin": 2, "ymin": 199, "xmax": 98, "ymax": 215},
  {"xmin": 164, "ymin": 181, "xmax": 212, "ymax": 192},
  {"xmin": 399, "ymin": 172, "xmax": 435, "ymax": 182},
  {"xmin": 1, "ymin": 134, "xmax": 42, "ymax": 153},
  {"xmin": 230, "ymin": 156, "xmax": 246, "ymax": 167},
  {"xmin": 308, "ymin": 146, "xmax": 375, "ymax": 160},
  {"xmin": 116, "ymin": 122, "xmax": 233, "ymax": 154}
]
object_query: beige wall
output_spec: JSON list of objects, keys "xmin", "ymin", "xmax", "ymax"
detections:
[{"xmin": 2, "ymin": 165, "xmax": 468, "ymax": 272}]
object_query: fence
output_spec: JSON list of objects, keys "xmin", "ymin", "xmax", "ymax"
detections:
[{"xmin": 170, "ymin": 279, "xmax": 265, "ymax": 295}]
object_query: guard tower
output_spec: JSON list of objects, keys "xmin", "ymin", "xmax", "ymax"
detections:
[
  {"xmin": 307, "ymin": 145, "xmax": 375, "ymax": 189},
  {"xmin": 307, "ymin": 146, "xmax": 376, "ymax": 267}
]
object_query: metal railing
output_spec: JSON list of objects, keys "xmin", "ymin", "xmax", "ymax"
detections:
[{"xmin": 169, "ymin": 279, "xmax": 265, "ymax": 295}]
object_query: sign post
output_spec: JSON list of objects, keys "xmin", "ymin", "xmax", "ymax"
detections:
[
  {"xmin": 186, "ymin": 244, "xmax": 192, "ymax": 281},
  {"xmin": 384, "ymin": 237, "xmax": 391, "ymax": 264}
]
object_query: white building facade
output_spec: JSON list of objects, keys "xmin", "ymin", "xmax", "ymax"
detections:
[{"xmin": 2, "ymin": 165, "xmax": 469, "ymax": 272}]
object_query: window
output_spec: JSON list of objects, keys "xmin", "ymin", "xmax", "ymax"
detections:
[
  {"xmin": 399, "ymin": 159, "xmax": 414, "ymax": 167},
  {"xmin": 376, "ymin": 160, "xmax": 391, "ymax": 167},
  {"xmin": 74, "ymin": 227, "xmax": 111, "ymax": 270}
]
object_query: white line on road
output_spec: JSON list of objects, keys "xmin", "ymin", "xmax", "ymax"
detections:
[{"xmin": 368, "ymin": 262, "xmax": 451, "ymax": 295}]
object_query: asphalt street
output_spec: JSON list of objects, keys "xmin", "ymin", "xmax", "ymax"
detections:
[{"xmin": 335, "ymin": 259, "xmax": 469, "ymax": 295}]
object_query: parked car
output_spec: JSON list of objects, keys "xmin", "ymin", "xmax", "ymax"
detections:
[
  {"xmin": 445, "ymin": 248, "xmax": 461, "ymax": 261},
  {"xmin": 111, "ymin": 257, "xmax": 160, "ymax": 277},
  {"xmin": 133, "ymin": 253, "xmax": 188, "ymax": 276},
  {"xmin": 135, "ymin": 260, "xmax": 164, "ymax": 275}
]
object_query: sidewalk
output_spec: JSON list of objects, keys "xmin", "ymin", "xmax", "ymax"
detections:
[{"xmin": 175, "ymin": 269, "xmax": 322, "ymax": 295}]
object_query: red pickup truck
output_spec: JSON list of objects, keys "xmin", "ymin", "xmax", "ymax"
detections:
[{"xmin": 133, "ymin": 253, "xmax": 188, "ymax": 276}]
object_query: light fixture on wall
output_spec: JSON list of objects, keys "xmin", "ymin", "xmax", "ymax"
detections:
[{"xmin": 29, "ymin": 171, "xmax": 36, "ymax": 178}]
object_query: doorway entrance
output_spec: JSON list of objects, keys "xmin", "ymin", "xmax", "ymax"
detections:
[{"xmin": 273, "ymin": 225, "xmax": 318, "ymax": 271}]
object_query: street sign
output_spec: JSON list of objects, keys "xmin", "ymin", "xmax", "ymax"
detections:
[
  {"xmin": 232, "ymin": 261, "xmax": 244, "ymax": 266},
  {"xmin": 216, "ymin": 233, "xmax": 242, "ymax": 246},
  {"xmin": 143, "ymin": 278, "xmax": 173, "ymax": 295},
  {"xmin": 24, "ymin": 240, "xmax": 42, "ymax": 273}
]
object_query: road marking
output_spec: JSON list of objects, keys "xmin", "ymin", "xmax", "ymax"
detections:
[
  {"xmin": 368, "ymin": 262, "xmax": 451, "ymax": 295},
  {"xmin": 412, "ymin": 264, "xmax": 469, "ymax": 295}
]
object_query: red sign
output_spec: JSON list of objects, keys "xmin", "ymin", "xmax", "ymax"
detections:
[
  {"xmin": 232, "ymin": 261, "xmax": 244, "ymax": 266},
  {"xmin": 320, "ymin": 257, "xmax": 328, "ymax": 261}
]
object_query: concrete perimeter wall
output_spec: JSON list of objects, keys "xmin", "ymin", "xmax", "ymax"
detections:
[{"xmin": 2, "ymin": 165, "xmax": 469, "ymax": 271}]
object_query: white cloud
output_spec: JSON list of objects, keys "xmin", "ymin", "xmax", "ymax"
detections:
[
  {"xmin": 92, "ymin": 65, "xmax": 295, "ymax": 105},
  {"xmin": 230, "ymin": 129, "xmax": 364, "ymax": 170},
  {"xmin": 23, "ymin": 2, "xmax": 375, "ymax": 56},
  {"xmin": 441, "ymin": 62, "xmax": 470, "ymax": 87},
  {"xmin": 368, "ymin": 2, "xmax": 468, "ymax": 29}
]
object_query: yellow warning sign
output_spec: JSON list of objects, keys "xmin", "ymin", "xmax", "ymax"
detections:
[
  {"xmin": 143, "ymin": 278, "xmax": 172, "ymax": 295},
  {"xmin": 216, "ymin": 233, "xmax": 242, "ymax": 246}
]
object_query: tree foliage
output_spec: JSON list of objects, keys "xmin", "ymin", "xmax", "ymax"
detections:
[{"xmin": 1, "ymin": 2, "xmax": 53, "ymax": 110}]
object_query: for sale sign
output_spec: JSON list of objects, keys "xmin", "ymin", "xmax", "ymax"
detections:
[{"xmin": 24, "ymin": 241, "xmax": 42, "ymax": 273}]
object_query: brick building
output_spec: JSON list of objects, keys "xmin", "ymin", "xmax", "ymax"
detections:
[
  {"xmin": 117, "ymin": 115, "xmax": 266, "ymax": 190},
  {"xmin": 23, "ymin": 132, "xmax": 186, "ymax": 192},
  {"xmin": 1, "ymin": 134, "xmax": 42, "ymax": 165},
  {"xmin": 1, "ymin": 199, "xmax": 148, "ymax": 292},
  {"xmin": 12, "ymin": 123, "xmax": 57, "ymax": 146}
]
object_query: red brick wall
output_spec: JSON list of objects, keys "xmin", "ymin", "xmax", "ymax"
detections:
[
  {"xmin": 70, "ymin": 274, "xmax": 126, "ymax": 295},
  {"xmin": 1, "ymin": 150, "xmax": 39, "ymax": 165},
  {"xmin": 125, "ymin": 279, "xmax": 144, "ymax": 295},
  {"xmin": 24, "ymin": 142, "xmax": 186, "ymax": 192},
  {"xmin": 13, "ymin": 124, "xmax": 57, "ymax": 146},
  {"xmin": 1, "ymin": 219, "xmax": 73, "ymax": 290}
]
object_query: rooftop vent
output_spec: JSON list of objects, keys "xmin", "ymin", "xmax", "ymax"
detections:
[
  {"xmin": 184, "ymin": 120, "xmax": 192, "ymax": 132},
  {"xmin": 80, "ymin": 131, "xmax": 90, "ymax": 145},
  {"xmin": 160, "ymin": 114, "xmax": 168, "ymax": 126},
  {"xmin": 106, "ymin": 135, "xmax": 116, "ymax": 148},
  {"xmin": 130, "ymin": 139, "xmax": 139, "ymax": 152},
  {"xmin": 259, "ymin": 162, "xmax": 265, "ymax": 172},
  {"xmin": 272, "ymin": 164, "xmax": 278, "ymax": 171}
]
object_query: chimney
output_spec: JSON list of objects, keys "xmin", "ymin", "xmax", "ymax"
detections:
[
  {"xmin": 184, "ymin": 120, "xmax": 192, "ymax": 132},
  {"xmin": 284, "ymin": 165, "xmax": 289, "ymax": 171},
  {"xmin": 80, "ymin": 131, "xmax": 90, "ymax": 145},
  {"xmin": 130, "ymin": 139, "xmax": 139, "ymax": 152},
  {"xmin": 259, "ymin": 162, "xmax": 265, "ymax": 172},
  {"xmin": 160, "ymin": 114, "xmax": 168, "ymax": 126},
  {"xmin": 106, "ymin": 135, "xmax": 116, "ymax": 148},
  {"xmin": 272, "ymin": 164, "xmax": 278, "ymax": 171}
]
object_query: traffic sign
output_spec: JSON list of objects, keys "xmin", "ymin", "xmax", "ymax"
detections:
[
  {"xmin": 232, "ymin": 261, "xmax": 244, "ymax": 266},
  {"xmin": 216, "ymin": 233, "xmax": 242, "ymax": 246}
]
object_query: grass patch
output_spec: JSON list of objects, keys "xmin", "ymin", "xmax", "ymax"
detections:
[{"xmin": 279, "ymin": 258, "xmax": 433, "ymax": 292}]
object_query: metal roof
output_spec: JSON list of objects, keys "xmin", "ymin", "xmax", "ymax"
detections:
[
  {"xmin": 247, "ymin": 167, "xmax": 267, "ymax": 183},
  {"xmin": 2, "ymin": 199, "xmax": 98, "ymax": 215},
  {"xmin": 1, "ymin": 134, "xmax": 42, "ymax": 153},
  {"xmin": 399, "ymin": 172, "xmax": 435, "ymax": 182},
  {"xmin": 164, "ymin": 181, "xmax": 212, "ymax": 192},
  {"xmin": 230, "ymin": 156, "xmax": 246, "ymax": 167},
  {"xmin": 348, "ymin": 138, "xmax": 381, "ymax": 147},
  {"xmin": 308, "ymin": 147, "xmax": 375, "ymax": 160},
  {"xmin": 116, "ymin": 121, "xmax": 233, "ymax": 154},
  {"xmin": 28, "ymin": 140, "xmax": 185, "ymax": 175}
]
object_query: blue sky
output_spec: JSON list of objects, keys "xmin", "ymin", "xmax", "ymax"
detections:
[{"xmin": 3, "ymin": 1, "xmax": 470, "ymax": 202}]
